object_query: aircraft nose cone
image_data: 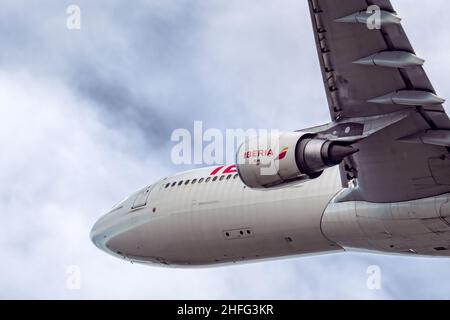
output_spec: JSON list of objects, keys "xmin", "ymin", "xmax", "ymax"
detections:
[
  {"xmin": 90, "ymin": 213, "xmax": 110, "ymax": 249},
  {"xmin": 89, "ymin": 191, "xmax": 156, "ymax": 263},
  {"xmin": 90, "ymin": 206, "xmax": 128, "ymax": 251}
]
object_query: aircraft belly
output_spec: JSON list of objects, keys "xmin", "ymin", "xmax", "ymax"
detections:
[{"xmin": 184, "ymin": 195, "xmax": 340, "ymax": 264}]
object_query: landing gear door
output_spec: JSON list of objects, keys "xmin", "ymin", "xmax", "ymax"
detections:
[{"xmin": 132, "ymin": 185, "xmax": 154, "ymax": 209}]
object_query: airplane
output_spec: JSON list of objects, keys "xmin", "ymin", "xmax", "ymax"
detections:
[{"xmin": 91, "ymin": 0, "xmax": 450, "ymax": 267}]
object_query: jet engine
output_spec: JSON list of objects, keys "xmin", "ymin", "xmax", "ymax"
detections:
[{"xmin": 236, "ymin": 131, "xmax": 358, "ymax": 188}]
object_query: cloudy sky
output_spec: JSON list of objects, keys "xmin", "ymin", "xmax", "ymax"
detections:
[{"xmin": 1, "ymin": 0, "xmax": 450, "ymax": 299}]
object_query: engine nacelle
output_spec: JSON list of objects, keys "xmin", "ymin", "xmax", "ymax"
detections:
[{"xmin": 236, "ymin": 131, "xmax": 358, "ymax": 188}]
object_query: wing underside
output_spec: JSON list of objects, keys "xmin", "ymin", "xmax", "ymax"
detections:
[{"xmin": 307, "ymin": 0, "xmax": 450, "ymax": 202}]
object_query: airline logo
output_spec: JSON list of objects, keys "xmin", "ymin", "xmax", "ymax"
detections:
[
  {"xmin": 276, "ymin": 147, "xmax": 288, "ymax": 160},
  {"xmin": 243, "ymin": 147, "xmax": 288, "ymax": 160},
  {"xmin": 243, "ymin": 149, "xmax": 273, "ymax": 159},
  {"xmin": 210, "ymin": 164, "xmax": 238, "ymax": 176},
  {"xmin": 210, "ymin": 147, "xmax": 288, "ymax": 175}
]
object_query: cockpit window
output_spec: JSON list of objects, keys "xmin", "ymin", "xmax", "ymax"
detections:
[
  {"xmin": 178, "ymin": 181, "xmax": 183, "ymax": 186},
  {"xmin": 110, "ymin": 195, "xmax": 129, "ymax": 211},
  {"xmin": 184, "ymin": 180, "xmax": 190, "ymax": 185}
]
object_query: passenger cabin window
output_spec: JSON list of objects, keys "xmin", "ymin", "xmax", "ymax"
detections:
[{"xmin": 164, "ymin": 173, "xmax": 237, "ymax": 191}]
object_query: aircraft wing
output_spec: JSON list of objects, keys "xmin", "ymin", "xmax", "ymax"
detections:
[{"xmin": 307, "ymin": 0, "xmax": 450, "ymax": 202}]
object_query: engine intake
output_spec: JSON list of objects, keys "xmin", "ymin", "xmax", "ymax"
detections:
[{"xmin": 236, "ymin": 131, "xmax": 358, "ymax": 188}]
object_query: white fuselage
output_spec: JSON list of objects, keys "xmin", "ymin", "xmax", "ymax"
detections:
[{"xmin": 90, "ymin": 165, "xmax": 450, "ymax": 266}]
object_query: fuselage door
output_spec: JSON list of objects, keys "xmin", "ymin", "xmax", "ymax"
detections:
[{"xmin": 132, "ymin": 185, "xmax": 154, "ymax": 209}]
